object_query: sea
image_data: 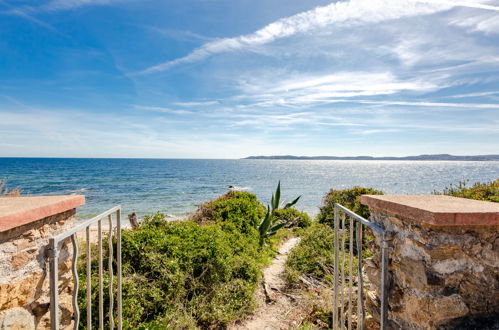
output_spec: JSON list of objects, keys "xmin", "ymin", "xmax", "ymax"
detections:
[{"xmin": 1, "ymin": 158, "xmax": 498, "ymax": 220}]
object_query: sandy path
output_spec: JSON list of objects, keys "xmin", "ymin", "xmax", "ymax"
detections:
[{"xmin": 230, "ymin": 237, "xmax": 308, "ymax": 330}]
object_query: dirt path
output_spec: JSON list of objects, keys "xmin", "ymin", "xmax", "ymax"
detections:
[{"xmin": 230, "ymin": 237, "xmax": 308, "ymax": 330}]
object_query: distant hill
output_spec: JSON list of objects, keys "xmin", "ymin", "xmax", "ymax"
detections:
[{"xmin": 244, "ymin": 154, "xmax": 499, "ymax": 161}]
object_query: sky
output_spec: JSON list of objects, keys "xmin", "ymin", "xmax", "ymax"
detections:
[{"xmin": 0, "ymin": 0, "xmax": 498, "ymax": 158}]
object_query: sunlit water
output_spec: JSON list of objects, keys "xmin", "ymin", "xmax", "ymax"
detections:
[{"xmin": 1, "ymin": 158, "xmax": 497, "ymax": 219}]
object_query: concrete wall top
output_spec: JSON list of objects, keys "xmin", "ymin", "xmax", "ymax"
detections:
[
  {"xmin": 360, "ymin": 194, "xmax": 499, "ymax": 226},
  {"xmin": 0, "ymin": 195, "xmax": 85, "ymax": 232}
]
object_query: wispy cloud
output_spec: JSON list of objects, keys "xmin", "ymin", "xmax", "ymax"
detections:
[
  {"xmin": 139, "ymin": 0, "xmax": 451, "ymax": 74},
  {"xmin": 172, "ymin": 101, "xmax": 220, "ymax": 107},
  {"xmin": 448, "ymin": 90, "xmax": 499, "ymax": 98},
  {"xmin": 133, "ymin": 105, "xmax": 193, "ymax": 115},
  {"xmin": 41, "ymin": 0, "xmax": 119, "ymax": 11}
]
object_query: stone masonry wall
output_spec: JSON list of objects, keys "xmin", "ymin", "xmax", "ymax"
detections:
[
  {"xmin": 364, "ymin": 209, "xmax": 499, "ymax": 330},
  {"xmin": 0, "ymin": 210, "xmax": 75, "ymax": 330}
]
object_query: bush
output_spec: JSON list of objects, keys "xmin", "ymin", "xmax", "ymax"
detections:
[
  {"xmin": 190, "ymin": 191, "xmax": 266, "ymax": 234},
  {"xmin": 317, "ymin": 186, "xmax": 383, "ymax": 226},
  {"xmin": 79, "ymin": 215, "xmax": 267, "ymax": 328},
  {"xmin": 78, "ymin": 189, "xmax": 296, "ymax": 329},
  {"xmin": 434, "ymin": 179, "xmax": 498, "ymax": 202},
  {"xmin": 273, "ymin": 208, "xmax": 311, "ymax": 228},
  {"xmin": 286, "ymin": 223, "xmax": 336, "ymax": 285}
]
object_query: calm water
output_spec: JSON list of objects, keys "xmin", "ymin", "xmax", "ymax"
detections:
[{"xmin": 1, "ymin": 158, "xmax": 498, "ymax": 219}]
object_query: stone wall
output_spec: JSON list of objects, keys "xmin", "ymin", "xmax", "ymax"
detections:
[
  {"xmin": 0, "ymin": 196, "xmax": 84, "ymax": 330},
  {"xmin": 360, "ymin": 195, "xmax": 499, "ymax": 330}
]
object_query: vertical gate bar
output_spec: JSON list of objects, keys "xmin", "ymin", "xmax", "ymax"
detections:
[
  {"xmin": 86, "ymin": 227, "xmax": 92, "ymax": 329},
  {"xmin": 356, "ymin": 222, "xmax": 365, "ymax": 330},
  {"xmin": 380, "ymin": 232, "xmax": 389, "ymax": 330},
  {"xmin": 108, "ymin": 214, "xmax": 115, "ymax": 329},
  {"xmin": 71, "ymin": 234, "xmax": 80, "ymax": 330},
  {"xmin": 98, "ymin": 219, "xmax": 104, "ymax": 330},
  {"xmin": 340, "ymin": 212, "xmax": 346, "ymax": 329},
  {"xmin": 49, "ymin": 238, "xmax": 59, "ymax": 330},
  {"xmin": 71, "ymin": 233, "xmax": 80, "ymax": 330},
  {"xmin": 333, "ymin": 206, "xmax": 339, "ymax": 329},
  {"xmin": 347, "ymin": 215, "xmax": 354, "ymax": 330},
  {"xmin": 116, "ymin": 208, "xmax": 123, "ymax": 330}
]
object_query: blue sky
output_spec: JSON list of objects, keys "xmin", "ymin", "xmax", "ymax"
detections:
[{"xmin": 0, "ymin": 0, "xmax": 498, "ymax": 158}]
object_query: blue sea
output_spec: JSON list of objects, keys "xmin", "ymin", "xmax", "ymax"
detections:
[{"xmin": 1, "ymin": 158, "xmax": 498, "ymax": 219}]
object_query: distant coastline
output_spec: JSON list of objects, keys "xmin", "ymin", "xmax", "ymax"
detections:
[{"xmin": 244, "ymin": 154, "xmax": 499, "ymax": 161}]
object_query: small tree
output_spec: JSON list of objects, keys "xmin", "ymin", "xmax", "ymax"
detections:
[{"xmin": 258, "ymin": 181, "xmax": 300, "ymax": 246}]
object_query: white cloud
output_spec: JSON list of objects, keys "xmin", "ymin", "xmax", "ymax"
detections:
[
  {"xmin": 448, "ymin": 90, "xmax": 499, "ymax": 98},
  {"xmin": 449, "ymin": 11, "xmax": 499, "ymax": 34},
  {"xmin": 41, "ymin": 0, "xmax": 120, "ymax": 11},
  {"xmin": 172, "ymin": 101, "xmax": 219, "ymax": 107},
  {"xmin": 139, "ymin": 0, "xmax": 450, "ymax": 74},
  {"xmin": 133, "ymin": 105, "xmax": 193, "ymax": 115}
]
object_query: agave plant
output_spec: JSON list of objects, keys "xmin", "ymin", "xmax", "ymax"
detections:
[{"xmin": 258, "ymin": 181, "xmax": 301, "ymax": 246}]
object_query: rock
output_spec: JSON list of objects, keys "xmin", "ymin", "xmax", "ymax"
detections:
[
  {"xmin": 0, "ymin": 307, "xmax": 35, "ymax": 330},
  {"xmin": 363, "ymin": 209, "xmax": 499, "ymax": 329},
  {"xmin": 11, "ymin": 250, "xmax": 36, "ymax": 271}
]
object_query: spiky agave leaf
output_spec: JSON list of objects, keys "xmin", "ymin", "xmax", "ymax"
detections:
[
  {"xmin": 284, "ymin": 195, "xmax": 301, "ymax": 209},
  {"xmin": 269, "ymin": 222, "xmax": 287, "ymax": 234},
  {"xmin": 259, "ymin": 206, "xmax": 272, "ymax": 236},
  {"xmin": 272, "ymin": 181, "xmax": 281, "ymax": 211}
]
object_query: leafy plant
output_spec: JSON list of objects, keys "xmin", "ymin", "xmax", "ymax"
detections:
[
  {"xmin": 317, "ymin": 186, "xmax": 383, "ymax": 227},
  {"xmin": 78, "ymin": 190, "xmax": 296, "ymax": 329},
  {"xmin": 258, "ymin": 181, "xmax": 301, "ymax": 246},
  {"xmin": 434, "ymin": 179, "xmax": 498, "ymax": 202},
  {"xmin": 190, "ymin": 191, "xmax": 266, "ymax": 234}
]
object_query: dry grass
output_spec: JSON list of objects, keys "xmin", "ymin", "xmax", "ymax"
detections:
[{"xmin": 0, "ymin": 179, "xmax": 22, "ymax": 197}]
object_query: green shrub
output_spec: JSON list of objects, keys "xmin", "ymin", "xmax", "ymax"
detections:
[
  {"xmin": 434, "ymin": 179, "xmax": 498, "ymax": 202},
  {"xmin": 286, "ymin": 224, "xmax": 336, "ymax": 285},
  {"xmin": 79, "ymin": 213, "xmax": 272, "ymax": 329},
  {"xmin": 317, "ymin": 186, "xmax": 383, "ymax": 226},
  {"xmin": 190, "ymin": 191, "xmax": 266, "ymax": 234},
  {"xmin": 273, "ymin": 208, "xmax": 311, "ymax": 228}
]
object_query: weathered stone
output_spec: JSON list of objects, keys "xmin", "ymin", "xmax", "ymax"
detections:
[
  {"xmin": 361, "ymin": 202, "xmax": 499, "ymax": 329},
  {"xmin": 0, "ymin": 307, "xmax": 35, "ymax": 330},
  {"xmin": 0, "ymin": 202, "xmax": 79, "ymax": 330},
  {"xmin": 11, "ymin": 249, "xmax": 37, "ymax": 271},
  {"xmin": 392, "ymin": 258, "xmax": 427, "ymax": 291}
]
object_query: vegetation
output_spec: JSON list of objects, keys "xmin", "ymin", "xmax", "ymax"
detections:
[
  {"xmin": 0, "ymin": 179, "xmax": 21, "ymax": 197},
  {"xmin": 434, "ymin": 179, "xmax": 498, "ymax": 202},
  {"xmin": 286, "ymin": 223, "xmax": 335, "ymax": 285},
  {"xmin": 258, "ymin": 182, "xmax": 301, "ymax": 246},
  {"xmin": 79, "ymin": 188, "xmax": 303, "ymax": 329},
  {"xmin": 316, "ymin": 186, "xmax": 383, "ymax": 226},
  {"xmin": 273, "ymin": 208, "xmax": 311, "ymax": 229},
  {"xmin": 190, "ymin": 190, "xmax": 266, "ymax": 234}
]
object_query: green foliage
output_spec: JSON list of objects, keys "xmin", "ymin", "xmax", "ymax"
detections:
[
  {"xmin": 79, "ymin": 215, "xmax": 268, "ymax": 329},
  {"xmin": 273, "ymin": 208, "xmax": 311, "ymax": 228},
  {"xmin": 317, "ymin": 186, "xmax": 383, "ymax": 226},
  {"xmin": 78, "ymin": 189, "xmax": 299, "ymax": 329},
  {"xmin": 258, "ymin": 181, "xmax": 301, "ymax": 246},
  {"xmin": 434, "ymin": 179, "xmax": 498, "ymax": 202},
  {"xmin": 190, "ymin": 191, "xmax": 266, "ymax": 234},
  {"xmin": 286, "ymin": 223, "xmax": 336, "ymax": 285}
]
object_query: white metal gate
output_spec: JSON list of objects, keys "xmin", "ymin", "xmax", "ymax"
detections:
[
  {"xmin": 47, "ymin": 206, "xmax": 123, "ymax": 330},
  {"xmin": 333, "ymin": 203, "xmax": 391, "ymax": 330}
]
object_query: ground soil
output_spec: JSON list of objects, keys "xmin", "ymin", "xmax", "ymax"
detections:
[{"xmin": 229, "ymin": 237, "xmax": 311, "ymax": 330}]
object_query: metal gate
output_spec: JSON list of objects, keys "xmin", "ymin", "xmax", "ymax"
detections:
[
  {"xmin": 333, "ymin": 203, "xmax": 391, "ymax": 330},
  {"xmin": 47, "ymin": 206, "xmax": 123, "ymax": 330}
]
